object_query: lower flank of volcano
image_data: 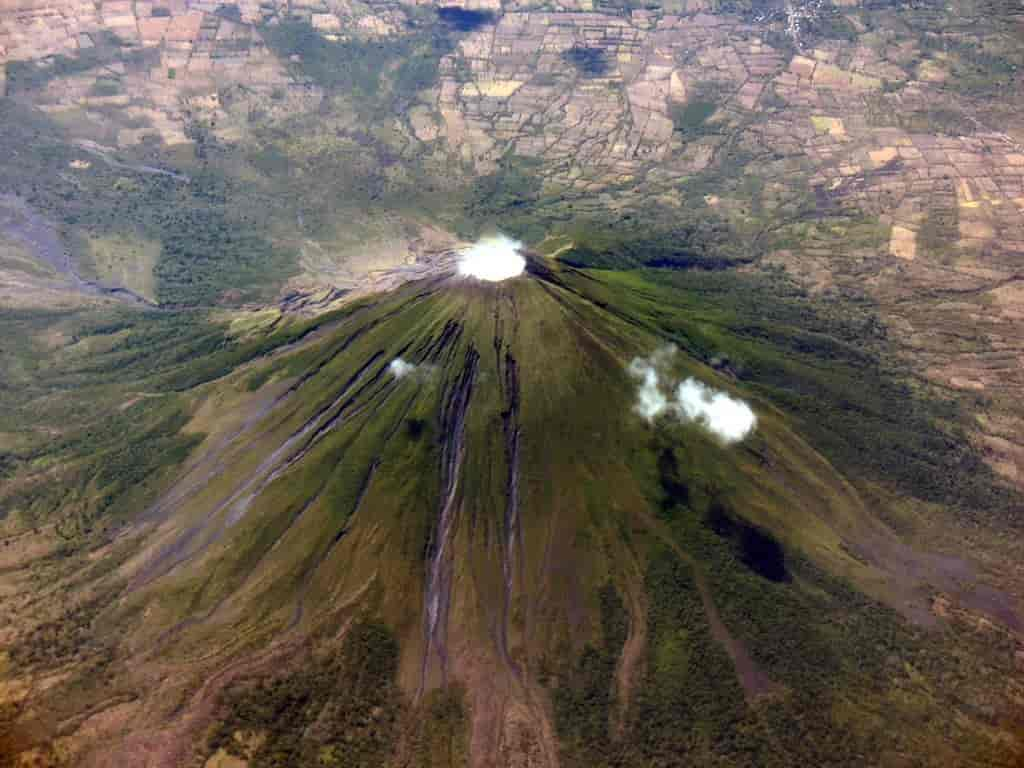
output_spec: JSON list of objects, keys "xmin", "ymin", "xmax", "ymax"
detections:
[{"xmin": 3, "ymin": 262, "xmax": 1022, "ymax": 768}]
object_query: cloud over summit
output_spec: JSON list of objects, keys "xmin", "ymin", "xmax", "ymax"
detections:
[{"xmin": 457, "ymin": 233, "xmax": 526, "ymax": 282}]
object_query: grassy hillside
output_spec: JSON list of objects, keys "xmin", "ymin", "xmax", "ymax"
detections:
[{"xmin": 2, "ymin": 259, "xmax": 1020, "ymax": 767}]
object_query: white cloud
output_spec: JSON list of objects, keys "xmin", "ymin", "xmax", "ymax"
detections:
[
  {"xmin": 388, "ymin": 358, "xmax": 417, "ymax": 378},
  {"xmin": 628, "ymin": 346, "xmax": 757, "ymax": 444},
  {"xmin": 457, "ymin": 233, "xmax": 526, "ymax": 282},
  {"xmin": 628, "ymin": 358, "xmax": 669, "ymax": 421},
  {"xmin": 674, "ymin": 377, "xmax": 757, "ymax": 444}
]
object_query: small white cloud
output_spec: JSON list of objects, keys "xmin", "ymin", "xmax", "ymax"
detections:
[
  {"xmin": 628, "ymin": 358, "xmax": 669, "ymax": 421},
  {"xmin": 389, "ymin": 358, "xmax": 417, "ymax": 378},
  {"xmin": 457, "ymin": 233, "xmax": 526, "ymax": 282},
  {"xmin": 628, "ymin": 346, "xmax": 757, "ymax": 444},
  {"xmin": 674, "ymin": 377, "xmax": 757, "ymax": 444}
]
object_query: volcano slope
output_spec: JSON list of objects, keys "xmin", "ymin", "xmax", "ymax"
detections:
[{"xmin": 2, "ymin": 255, "xmax": 1023, "ymax": 767}]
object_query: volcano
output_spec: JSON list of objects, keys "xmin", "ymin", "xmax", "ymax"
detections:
[
  {"xmin": 4, "ymin": 0, "xmax": 1024, "ymax": 758},
  {"xmin": 3, "ymin": 253, "xmax": 1015, "ymax": 767}
]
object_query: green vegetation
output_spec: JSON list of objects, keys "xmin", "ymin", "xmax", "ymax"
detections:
[
  {"xmin": 670, "ymin": 81, "xmax": 730, "ymax": 138},
  {"xmin": 149, "ymin": 183, "xmax": 295, "ymax": 305},
  {"xmin": 670, "ymin": 98, "xmax": 717, "ymax": 136},
  {"xmin": 88, "ymin": 78, "xmax": 122, "ymax": 98},
  {"xmin": 9, "ymin": 587, "xmax": 121, "ymax": 671},
  {"xmin": 0, "ymin": 303, "xmax": 349, "ymax": 537},
  {"xmin": 918, "ymin": 205, "xmax": 959, "ymax": 261},
  {"xmin": 461, "ymin": 156, "xmax": 546, "ymax": 235},
  {"xmin": 211, "ymin": 620, "xmax": 471, "ymax": 767},
  {"xmin": 407, "ymin": 687, "xmax": 470, "ymax": 767},
  {"xmin": 804, "ymin": 8, "xmax": 859, "ymax": 42},
  {"xmin": 557, "ymin": 219, "xmax": 740, "ymax": 270},
  {"xmin": 551, "ymin": 401, "xmax": 1016, "ymax": 767},
  {"xmin": 0, "ymin": 102, "xmax": 297, "ymax": 306},
  {"xmin": 626, "ymin": 548, "xmax": 744, "ymax": 763},
  {"xmin": 262, "ymin": 21, "xmax": 395, "ymax": 98},
  {"xmin": 210, "ymin": 620, "xmax": 403, "ymax": 767},
  {"xmin": 261, "ymin": 15, "xmax": 457, "ymax": 113},
  {"xmin": 905, "ymin": 106, "xmax": 976, "ymax": 136},
  {"xmin": 557, "ymin": 265, "xmax": 1020, "ymax": 525},
  {"xmin": 922, "ymin": 33, "xmax": 1023, "ymax": 97},
  {"xmin": 552, "ymin": 583, "xmax": 628, "ymax": 761},
  {"xmin": 868, "ymin": 99, "xmax": 978, "ymax": 136}
]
